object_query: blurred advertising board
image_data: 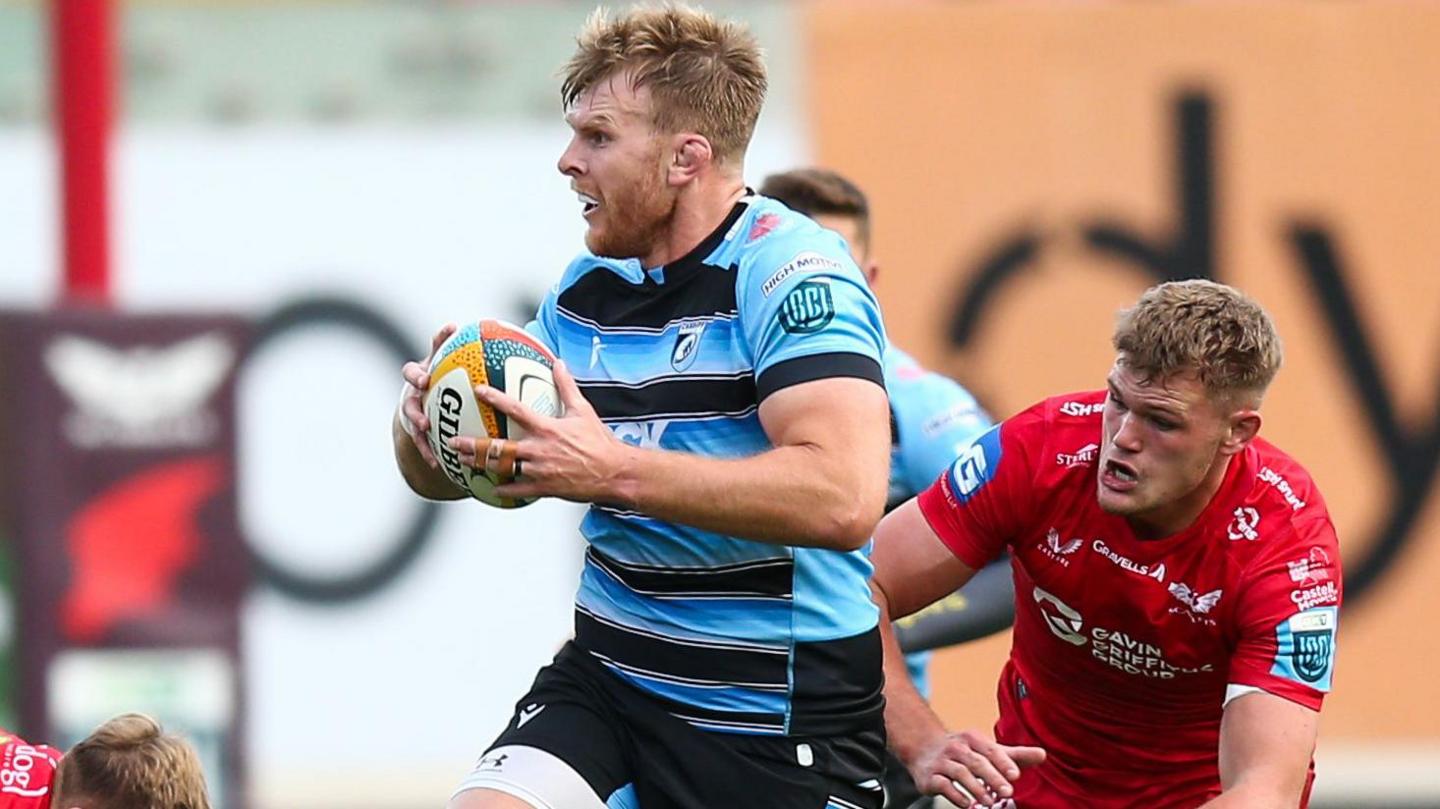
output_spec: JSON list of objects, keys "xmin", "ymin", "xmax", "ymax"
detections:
[
  {"xmin": 0, "ymin": 544, "xmax": 15, "ymax": 731},
  {"xmin": 0, "ymin": 311, "xmax": 250, "ymax": 807},
  {"xmin": 48, "ymin": 649, "xmax": 235, "ymax": 803}
]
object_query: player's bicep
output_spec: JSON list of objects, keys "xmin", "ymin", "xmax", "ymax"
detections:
[
  {"xmin": 1218, "ymin": 690, "xmax": 1319, "ymax": 802},
  {"xmin": 758, "ymin": 374, "xmax": 888, "ymax": 449},
  {"xmin": 871, "ymin": 497, "xmax": 977, "ymax": 620}
]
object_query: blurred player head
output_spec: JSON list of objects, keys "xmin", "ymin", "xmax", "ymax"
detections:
[
  {"xmin": 1098, "ymin": 279, "xmax": 1283, "ymax": 536},
  {"xmin": 759, "ymin": 168, "xmax": 877, "ymax": 284},
  {"xmin": 51, "ymin": 713, "xmax": 210, "ymax": 809},
  {"xmin": 558, "ymin": 4, "xmax": 767, "ymax": 262}
]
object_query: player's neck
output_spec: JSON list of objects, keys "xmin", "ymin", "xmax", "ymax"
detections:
[
  {"xmin": 1127, "ymin": 453, "xmax": 1235, "ymax": 540},
  {"xmin": 641, "ymin": 175, "xmax": 747, "ymax": 269}
]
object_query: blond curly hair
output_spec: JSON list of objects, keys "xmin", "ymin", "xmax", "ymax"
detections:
[
  {"xmin": 560, "ymin": 3, "xmax": 767, "ymax": 164},
  {"xmin": 1113, "ymin": 279, "xmax": 1283, "ymax": 404}
]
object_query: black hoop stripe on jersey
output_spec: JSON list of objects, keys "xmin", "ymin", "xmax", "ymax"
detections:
[
  {"xmin": 587, "ymin": 547, "xmax": 793, "ymax": 600},
  {"xmin": 575, "ymin": 608, "xmax": 790, "ymax": 688},
  {"xmin": 557, "ymin": 260, "xmax": 740, "ymax": 330},
  {"xmin": 580, "ymin": 374, "xmax": 759, "ymax": 423}
]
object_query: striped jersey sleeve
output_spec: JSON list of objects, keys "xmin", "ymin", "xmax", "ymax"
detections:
[{"xmin": 736, "ymin": 224, "xmax": 886, "ymax": 400}]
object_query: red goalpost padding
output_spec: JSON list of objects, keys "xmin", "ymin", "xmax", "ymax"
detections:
[{"xmin": 53, "ymin": 0, "xmax": 114, "ymax": 306}]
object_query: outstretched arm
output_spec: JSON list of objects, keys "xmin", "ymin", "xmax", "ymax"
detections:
[
  {"xmin": 871, "ymin": 499, "xmax": 1044, "ymax": 807},
  {"xmin": 893, "ymin": 557, "xmax": 1015, "ymax": 653},
  {"xmin": 1200, "ymin": 691, "xmax": 1319, "ymax": 808}
]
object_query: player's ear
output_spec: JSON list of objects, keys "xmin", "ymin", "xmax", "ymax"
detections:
[
  {"xmin": 1220, "ymin": 408, "xmax": 1262, "ymax": 456},
  {"xmin": 863, "ymin": 259, "xmax": 880, "ymax": 287},
  {"xmin": 668, "ymin": 133, "xmax": 713, "ymax": 185}
]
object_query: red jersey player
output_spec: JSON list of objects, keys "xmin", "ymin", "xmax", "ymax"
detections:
[
  {"xmin": 0, "ymin": 731, "xmax": 59, "ymax": 808},
  {"xmin": 872, "ymin": 280, "xmax": 1340, "ymax": 808},
  {"xmin": 0, "ymin": 714, "xmax": 210, "ymax": 809}
]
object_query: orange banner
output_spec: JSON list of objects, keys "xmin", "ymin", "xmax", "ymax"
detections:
[{"xmin": 805, "ymin": 0, "xmax": 1440, "ymax": 746}]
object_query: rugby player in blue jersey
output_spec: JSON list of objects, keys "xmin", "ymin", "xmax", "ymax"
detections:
[
  {"xmin": 761, "ymin": 169, "xmax": 1017, "ymax": 809},
  {"xmin": 394, "ymin": 6, "xmax": 895, "ymax": 808}
]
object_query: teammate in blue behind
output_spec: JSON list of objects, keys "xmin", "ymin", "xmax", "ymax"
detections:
[
  {"xmin": 395, "ymin": 8, "xmax": 894, "ymax": 809},
  {"xmin": 761, "ymin": 169, "xmax": 1017, "ymax": 809}
]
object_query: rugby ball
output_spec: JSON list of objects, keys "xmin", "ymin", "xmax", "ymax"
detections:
[{"xmin": 423, "ymin": 319, "xmax": 561, "ymax": 508}]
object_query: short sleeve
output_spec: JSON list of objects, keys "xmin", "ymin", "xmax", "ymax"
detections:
[
  {"xmin": 897, "ymin": 380, "xmax": 992, "ymax": 495},
  {"xmin": 523, "ymin": 277, "xmax": 565, "ymax": 356},
  {"xmin": 738, "ymin": 228, "xmax": 886, "ymax": 400},
  {"xmin": 915, "ymin": 407, "xmax": 1039, "ymax": 571},
  {"xmin": 1227, "ymin": 516, "xmax": 1342, "ymax": 710}
]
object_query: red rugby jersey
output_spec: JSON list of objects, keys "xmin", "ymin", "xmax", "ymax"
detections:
[
  {"xmin": 0, "ymin": 730, "xmax": 59, "ymax": 808},
  {"xmin": 917, "ymin": 392, "xmax": 1341, "ymax": 808}
]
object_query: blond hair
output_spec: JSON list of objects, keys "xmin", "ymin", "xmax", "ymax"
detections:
[
  {"xmin": 53, "ymin": 714, "xmax": 211, "ymax": 809},
  {"xmin": 560, "ymin": 3, "xmax": 767, "ymax": 164},
  {"xmin": 1113, "ymin": 279, "xmax": 1283, "ymax": 404}
]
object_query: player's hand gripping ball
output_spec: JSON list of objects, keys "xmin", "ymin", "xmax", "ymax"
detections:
[{"xmin": 423, "ymin": 320, "xmax": 561, "ymax": 508}]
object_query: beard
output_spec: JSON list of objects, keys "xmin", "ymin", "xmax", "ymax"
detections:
[{"xmin": 585, "ymin": 155, "xmax": 677, "ymax": 262}]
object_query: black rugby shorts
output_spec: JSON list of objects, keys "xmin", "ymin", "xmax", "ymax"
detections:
[{"xmin": 467, "ymin": 642, "xmax": 886, "ymax": 808}]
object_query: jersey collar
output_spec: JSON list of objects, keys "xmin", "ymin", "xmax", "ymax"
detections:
[{"xmin": 640, "ymin": 194, "xmax": 751, "ymax": 287}]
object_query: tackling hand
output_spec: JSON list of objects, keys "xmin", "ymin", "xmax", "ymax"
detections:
[{"xmin": 909, "ymin": 729, "xmax": 1046, "ymax": 808}]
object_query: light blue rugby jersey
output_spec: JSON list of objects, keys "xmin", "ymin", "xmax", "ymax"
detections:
[
  {"xmin": 884, "ymin": 346, "xmax": 991, "ymax": 511},
  {"xmin": 882, "ymin": 345, "xmax": 992, "ymax": 696},
  {"xmin": 525, "ymin": 194, "xmax": 888, "ymax": 736}
]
